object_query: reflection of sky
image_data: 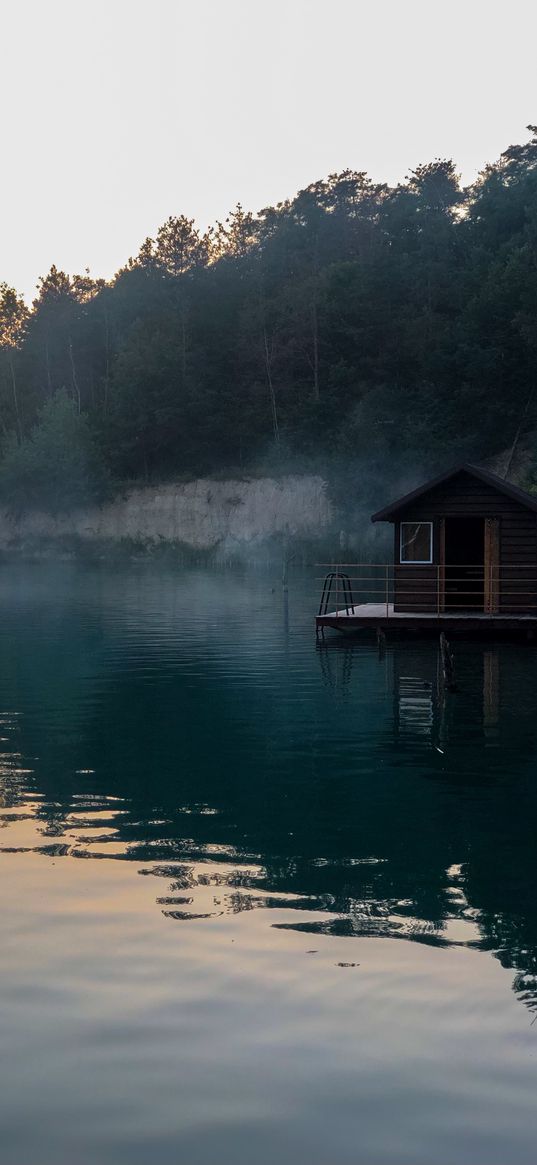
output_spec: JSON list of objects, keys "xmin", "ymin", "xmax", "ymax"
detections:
[
  {"xmin": 2, "ymin": 837, "xmax": 537, "ymax": 1165},
  {"xmin": 1, "ymin": 564, "xmax": 537, "ymax": 1162}
]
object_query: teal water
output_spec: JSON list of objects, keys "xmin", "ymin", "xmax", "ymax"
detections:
[{"xmin": 1, "ymin": 564, "xmax": 537, "ymax": 1164}]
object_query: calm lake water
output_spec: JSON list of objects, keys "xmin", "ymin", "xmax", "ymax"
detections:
[{"xmin": 1, "ymin": 563, "xmax": 537, "ymax": 1165}]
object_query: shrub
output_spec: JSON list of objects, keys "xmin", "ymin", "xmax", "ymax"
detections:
[{"xmin": 0, "ymin": 391, "xmax": 109, "ymax": 515}]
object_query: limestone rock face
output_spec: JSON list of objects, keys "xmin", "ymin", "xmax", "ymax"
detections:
[{"xmin": 0, "ymin": 475, "xmax": 333, "ymax": 554}]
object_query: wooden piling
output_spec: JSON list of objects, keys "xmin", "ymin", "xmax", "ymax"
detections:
[{"xmin": 439, "ymin": 632, "xmax": 457, "ymax": 691}]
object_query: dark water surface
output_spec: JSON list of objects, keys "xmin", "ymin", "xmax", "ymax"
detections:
[{"xmin": 1, "ymin": 564, "xmax": 537, "ymax": 1165}]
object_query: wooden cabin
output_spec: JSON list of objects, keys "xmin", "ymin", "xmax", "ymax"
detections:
[
  {"xmin": 371, "ymin": 464, "xmax": 537, "ymax": 616},
  {"xmin": 317, "ymin": 464, "xmax": 537, "ymax": 634}
]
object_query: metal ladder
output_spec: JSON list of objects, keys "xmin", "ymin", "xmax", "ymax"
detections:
[{"xmin": 318, "ymin": 571, "xmax": 355, "ymax": 617}]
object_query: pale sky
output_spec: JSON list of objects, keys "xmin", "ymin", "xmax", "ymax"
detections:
[{"xmin": 3, "ymin": 0, "xmax": 536, "ymax": 299}]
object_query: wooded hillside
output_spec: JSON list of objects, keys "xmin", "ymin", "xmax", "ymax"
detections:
[{"xmin": 1, "ymin": 125, "xmax": 537, "ymax": 511}]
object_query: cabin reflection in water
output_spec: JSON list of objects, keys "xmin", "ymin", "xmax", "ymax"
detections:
[
  {"xmin": 318, "ymin": 639, "xmax": 502, "ymax": 745},
  {"xmin": 316, "ymin": 638, "xmax": 537, "ymax": 1016},
  {"xmin": 394, "ymin": 645, "xmax": 502, "ymax": 746},
  {"xmin": 396, "ymin": 673, "xmax": 434, "ymax": 737},
  {"xmin": 483, "ymin": 649, "xmax": 500, "ymax": 736}
]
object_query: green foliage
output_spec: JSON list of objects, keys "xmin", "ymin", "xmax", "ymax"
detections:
[
  {"xmin": 0, "ymin": 391, "xmax": 108, "ymax": 514},
  {"xmin": 2, "ymin": 125, "xmax": 537, "ymax": 503},
  {"xmin": 0, "ymin": 283, "xmax": 28, "ymax": 349}
]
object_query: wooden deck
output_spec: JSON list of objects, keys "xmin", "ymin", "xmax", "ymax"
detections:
[{"xmin": 316, "ymin": 602, "xmax": 537, "ymax": 635}]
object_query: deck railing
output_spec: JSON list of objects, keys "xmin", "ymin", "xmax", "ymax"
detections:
[{"xmin": 317, "ymin": 564, "xmax": 537, "ymax": 617}]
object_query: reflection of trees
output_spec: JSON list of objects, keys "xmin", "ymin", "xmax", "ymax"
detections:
[{"xmin": 1, "ymin": 570, "xmax": 537, "ymax": 1013}]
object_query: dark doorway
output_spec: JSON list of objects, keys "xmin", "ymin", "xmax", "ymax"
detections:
[{"xmin": 444, "ymin": 517, "xmax": 485, "ymax": 611}]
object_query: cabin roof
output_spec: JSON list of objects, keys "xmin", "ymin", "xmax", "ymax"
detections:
[{"xmin": 371, "ymin": 463, "xmax": 537, "ymax": 522}]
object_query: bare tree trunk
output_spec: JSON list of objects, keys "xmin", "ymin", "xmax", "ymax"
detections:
[
  {"xmin": 311, "ymin": 299, "xmax": 320, "ymax": 401},
  {"xmin": 44, "ymin": 338, "xmax": 52, "ymax": 393},
  {"xmin": 9, "ymin": 355, "xmax": 22, "ymax": 443},
  {"xmin": 503, "ymin": 384, "xmax": 536, "ymax": 479},
  {"xmin": 263, "ymin": 325, "xmax": 280, "ymax": 444},
  {"xmin": 311, "ymin": 231, "xmax": 320, "ymax": 401},
  {"xmin": 103, "ymin": 305, "xmax": 110, "ymax": 417},
  {"xmin": 68, "ymin": 337, "xmax": 81, "ymax": 414},
  {"xmin": 175, "ymin": 284, "xmax": 188, "ymax": 390},
  {"xmin": 180, "ymin": 301, "xmax": 187, "ymax": 385},
  {"xmin": 257, "ymin": 258, "xmax": 280, "ymax": 444}
]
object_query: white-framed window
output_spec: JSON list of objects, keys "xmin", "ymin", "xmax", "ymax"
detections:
[{"xmin": 400, "ymin": 521, "xmax": 433, "ymax": 564}]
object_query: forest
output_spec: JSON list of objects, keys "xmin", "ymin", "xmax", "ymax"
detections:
[{"xmin": 1, "ymin": 124, "xmax": 537, "ymax": 513}]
